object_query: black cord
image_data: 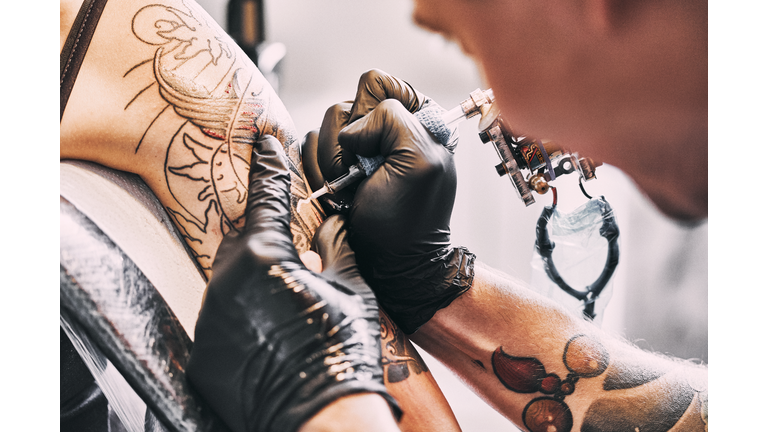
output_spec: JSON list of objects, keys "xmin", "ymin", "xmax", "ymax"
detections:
[
  {"xmin": 535, "ymin": 196, "xmax": 620, "ymax": 320},
  {"xmin": 579, "ymin": 177, "xmax": 592, "ymax": 200}
]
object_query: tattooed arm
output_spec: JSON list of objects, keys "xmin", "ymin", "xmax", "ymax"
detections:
[
  {"xmin": 409, "ymin": 262, "xmax": 708, "ymax": 432},
  {"xmin": 379, "ymin": 311, "xmax": 462, "ymax": 431},
  {"xmin": 60, "ymin": 0, "xmax": 321, "ymax": 280}
]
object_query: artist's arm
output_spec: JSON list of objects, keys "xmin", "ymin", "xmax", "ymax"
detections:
[
  {"xmin": 412, "ymin": 263, "xmax": 708, "ymax": 431},
  {"xmin": 60, "ymin": 0, "xmax": 318, "ymax": 280},
  {"xmin": 320, "ymin": 86, "xmax": 707, "ymax": 432}
]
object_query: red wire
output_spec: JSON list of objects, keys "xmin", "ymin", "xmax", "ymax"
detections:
[{"xmin": 551, "ymin": 186, "xmax": 558, "ymax": 207}]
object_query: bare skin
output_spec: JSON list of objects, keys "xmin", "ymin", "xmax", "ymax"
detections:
[{"xmin": 60, "ymin": 0, "xmax": 459, "ymax": 430}]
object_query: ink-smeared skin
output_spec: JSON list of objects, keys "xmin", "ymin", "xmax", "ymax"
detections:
[
  {"xmin": 125, "ymin": 1, "xmax": 320, "ymax": 277},
  {"xmin": 380, "ymin": 313, "xmax": 428, "ymax": 383},
  {"xmin": 581, "ymin": 380, "xmax": 695, "ymax": 432},
  {"xmin": 602, "ymin": 359, "xmax": 668, "ymax": 391}
]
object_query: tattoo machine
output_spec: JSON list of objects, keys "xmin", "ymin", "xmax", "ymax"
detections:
[
  {"xmin": 306, "ymin": 89, "xmax": 496, "ymax": 203},
  {"xmin": 472, "ymin": 106, "xmax": 620, "ymax": 322},
  {"xmin": 476, "ymin": 102, "xmax": 602, "ymax": 207},
  {"xmin": 473, "ymin": 100, "xmax": 619, "ymax": 322}
]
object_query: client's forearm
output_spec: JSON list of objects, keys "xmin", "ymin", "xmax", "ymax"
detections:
[
  {"xmin": 379, "ymin": 312, "xmax": 462, "ymax": 432},
  {"xmin": 410, "ymin": 262, "xmax": 708, "ymax": 432}
]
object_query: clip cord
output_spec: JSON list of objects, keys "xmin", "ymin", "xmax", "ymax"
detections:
[
  {"xmin": 578, "ymin": 177, "xmax": 592, "ymax": 200},
  {"xmin": 535, "ymin": 196, "xmax": 620, "ymax": 320}
]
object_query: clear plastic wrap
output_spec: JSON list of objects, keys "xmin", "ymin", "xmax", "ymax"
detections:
[
  {"xmin": 60, "ymin": 316, "xmax": 146, "ymax": 432},
  {"xmin": 530, "ymin": 196, "xmax": 620, "ymax": 326},
  {"xmin": 60, "ymin": 161, "xmax": 229, "ymax": 432}
]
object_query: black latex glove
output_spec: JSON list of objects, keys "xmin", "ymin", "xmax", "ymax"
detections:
[
  {"xmin": 186, "ymin": 135, "xmax": 400, "ymax": 432},
  {"xmin": 310, "ymin": 214, "xmax": 376, "ymax": 303},
  {"xmin": 317, "ymin": 69, "xmax": 426, "ymax": 183},
  {"xmin": 308, "ymin": 70, "xmax": 475, "ymax": 335},
  {"xmin": 301, "ymin": 69, "xmax": 431, "ymax": 217}
]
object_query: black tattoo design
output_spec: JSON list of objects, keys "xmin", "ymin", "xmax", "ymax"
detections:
[
  {"xmin": 602, "ymin": 359, "xmax": 667, "ymax": 391},
  {"xmin": 472, "ymin": 359, "xmax": 486, "ymax": 370},
  {"xmin": 379, "ymin": 313, "xmax": 427, "ymax": 383},
  {"xmin": 581, "ymin": 383, "xmax": 695, "ymax": 432},
  {"xmin": 583, "ymin": 360, "xmax": 707, "ymax": 431},
  {"xmin": 122, "ymin": 1, "xmax": 322, "ymax": 275}
]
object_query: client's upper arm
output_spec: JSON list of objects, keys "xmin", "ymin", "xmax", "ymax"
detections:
[{"xmin": 61, "ymin": 0, "xmax": 319, "ymax": 278}]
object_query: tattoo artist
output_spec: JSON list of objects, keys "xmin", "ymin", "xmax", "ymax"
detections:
[{"xmin": 303, "ymin": 69, "xmax": 707, "ymax": 431}]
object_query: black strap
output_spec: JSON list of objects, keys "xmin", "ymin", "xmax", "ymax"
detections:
[
  {"xmin": 60, "ymin": 0, "xmax": 109, "ymax": 121},
  {"xmin": 535, "ymin": 196, "xmax": 620, "ymax": 320}
]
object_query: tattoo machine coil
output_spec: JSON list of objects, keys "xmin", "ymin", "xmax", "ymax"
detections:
[{"xmin": 471, "ymin": 96, "xmax": 619, "ymax": 321}]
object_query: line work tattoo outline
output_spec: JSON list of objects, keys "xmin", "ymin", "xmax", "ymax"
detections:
[{"xmin": 123, "ymin": 1, "xmax": 321, "ymax": 276}]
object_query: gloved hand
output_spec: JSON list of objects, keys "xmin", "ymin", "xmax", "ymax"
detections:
[
  {"xmin": 186, "ymin": 135, "xmax": 400, "ymax": 432},
  {"xmin": 317, "ymin": 69, "xmax": 427, "ymax": 183},
  {"xmin": 301, "ymin": 69, "xmax": 431, "ymax": 216},
  {"xmin": 307, "ymin": 70, "xmax": 476, "ymax": 335}
]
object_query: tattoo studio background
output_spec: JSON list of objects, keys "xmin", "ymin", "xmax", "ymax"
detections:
[{"xmin": 196, "ymin": 0, "xmax": 708, "ymax": 430}]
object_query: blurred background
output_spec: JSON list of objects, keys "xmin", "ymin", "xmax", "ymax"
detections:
[{"xmin": 196, "ymin": 0, "xmax": 708, "ymax": 430}]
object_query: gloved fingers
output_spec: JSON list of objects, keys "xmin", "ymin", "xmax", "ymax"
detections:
[
  {"xmin": 339, "ymin": 99, "xmax": 445, "ymax": 169},
  {"xmin": 299, "ymin": 129, "xmax": 325, "ymax": 193},
  {"xmin": 348, "ymin": 69, "xmax": 426, "ymax": 123},
  {"xmin": 311, "ymin": 214, "xmax": 374, "ymax": 301},
  {"xmin": 317, "ymin": 102, "xmax": 357, "ymax": 181},
  {"xmin": 243, "ymin": 135, "xmax": 297, "ymax": 258},
  {"xmin": 341, "ymin": 101, "xmax": 458, "ymax": 255},
  {"xmin": 209, "ymin": 229, "xmax": 244, "ymax": 275}
]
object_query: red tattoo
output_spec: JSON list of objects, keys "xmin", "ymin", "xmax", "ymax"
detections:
[{"xmin": 491, "ymin": 334, "xmax": 609, "ymax": 432}]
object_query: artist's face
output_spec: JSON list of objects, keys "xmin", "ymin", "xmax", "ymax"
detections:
[{"xmin": 411, "ymin": 0, "xmax": 708, "ymax": 221}]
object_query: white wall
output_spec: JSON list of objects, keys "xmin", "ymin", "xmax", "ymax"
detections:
[{"xmin": 196, "ymin": 1, "xmax": 708, "ymax": 430}]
